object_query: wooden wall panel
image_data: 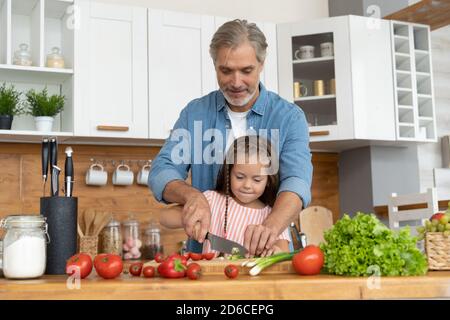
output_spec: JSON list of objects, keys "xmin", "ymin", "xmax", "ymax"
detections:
[{"xmin": 0, "ymin": 142, "xmax": 339, "ymax": 252}]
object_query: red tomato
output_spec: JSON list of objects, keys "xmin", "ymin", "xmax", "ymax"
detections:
[
  {"xmin": 190, "ymin": 252, "xmax": 203, "ymax": 261},
  {"xmin": 292, "ymin": 245, "xmax": 324, "ymax": 275},
  {"xmin": 94, "ymin": 254, "xmax": 123, "ymax": 279},
  {"xmin": 224, "ymin": 264, "xmax": 239, "ymax": 279},
  {"xmin": 202, "ymin": 252, "xmax": 215, "ymax": 260},
  {"xmin": 143, "ymin": 266, "xmax": 155, "ymax": 278},
  {"xmin": 154, "ymin": 252, "xmax": 165, "ymax": 263},
  {"xmin": 66, "ymin": 253, "xmax": 93, "ymax": 279},
  {"xmin": 186, "ymin": 263, "xmax": 202, "ymax": 280},
  {"xmin": 183, "ymin": 252, "xmax": 191, "ymax": 260},
  {"xmin": 431, "ymin": 213, "xmax": 445, "ymax": 221},
  {"xmin": 129, "ymin": 262, "xmax": 143, "ymax": 276},
  {"xmin": 166, "ymin": 253, "xmax": 188, "ymax": 266}
]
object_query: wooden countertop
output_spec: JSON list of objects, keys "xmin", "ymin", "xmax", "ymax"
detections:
[{"xmin": 1, "ymin": 271, "xmax": 450, "ymax": 300}]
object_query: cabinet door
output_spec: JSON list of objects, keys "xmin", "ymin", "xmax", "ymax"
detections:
[
  {"xmin": 74, "ymin": 1, "xmax": 148, "ymax": 138},
  {"xmin": 277, "ymin": 16, "xmax": 353, "ymax": 142},
  {"xmin": 148, "ymin": 10, "xmax": 215, "ymax": 140},
  {"xmin": 214, "ymin": 17, "xmax": 278, "ymax": 93}
]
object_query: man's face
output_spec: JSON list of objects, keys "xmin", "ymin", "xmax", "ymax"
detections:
[{"xmin": 215, "ymin": 42, "xmax": 264, "ymax": 110}]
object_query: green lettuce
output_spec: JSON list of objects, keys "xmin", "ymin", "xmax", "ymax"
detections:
[{"xmin": 319, "ymin": 212, "xmax": 428, "ymax": 276}]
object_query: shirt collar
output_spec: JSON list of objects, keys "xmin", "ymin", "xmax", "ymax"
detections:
[{"xmin": 217, "ymin": 82, "xmax": 268, "ymax": 116}]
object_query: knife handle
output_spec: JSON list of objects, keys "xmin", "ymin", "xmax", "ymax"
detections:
[
  {"xmin": 50, "ymin": 138, "xmax": 58, "ymax": 167},
  {"xmin": 42, "ymin": 139, "xmax": 49, "ymax": 180},
  {"xmin": 65, "ymin": 154, "xmax": 73, "ymax": 177}
]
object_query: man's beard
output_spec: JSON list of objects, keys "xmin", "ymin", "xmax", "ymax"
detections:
[{"xmin": 222, "ymin": 86, "xmax": 257, "ymax": 108}]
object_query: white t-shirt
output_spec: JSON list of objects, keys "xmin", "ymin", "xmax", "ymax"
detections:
[{"xmin": 226, "ymin": 106, "xmax": 250, "ymax": 152}]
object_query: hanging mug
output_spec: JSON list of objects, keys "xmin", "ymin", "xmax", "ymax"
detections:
[
  {"xmin": 112, "ymin": 164, "xmax": 134, "ymax": 186},
  {"xmin": 137, "ymin": 163, "xmax": 151, "ymax": 186},
  {"xmin": 85, "ymin": 163, "xmax": 108, "ymax": 186}
]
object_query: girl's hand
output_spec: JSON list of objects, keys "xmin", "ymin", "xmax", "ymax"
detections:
[{"xmin": 260, "ymin": 245, "xmax": 283, "ymax": 257}]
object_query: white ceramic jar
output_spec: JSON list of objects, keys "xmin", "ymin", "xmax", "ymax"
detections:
[{"xmin": 0, "ymin": 215, "xmax": 49, "ymax": 279}]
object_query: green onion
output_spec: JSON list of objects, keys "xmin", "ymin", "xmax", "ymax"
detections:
[{"xmin": 246, "ymin": 250, "xmax": 300, "ymax": 276}]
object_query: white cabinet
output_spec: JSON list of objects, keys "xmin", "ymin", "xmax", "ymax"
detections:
[
  {"xmin": 390, "ymin": 21, "xmax": 436, "ymax": 142},
  {"xmin": 74, "ymin": 1, "xmax": 148, "ymax": 138},
  {"xmin": 278, "ymin": 15, "xmax": 397, "ymax": 146},
  {"xmin": 148, "ymin": 9, "xmax": 215, "ymax": 140},
  {"xmin": 214, "ymin": 16, "xmax": 278, "ymax": 93}
]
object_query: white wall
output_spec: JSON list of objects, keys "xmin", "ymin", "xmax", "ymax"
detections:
[
  {"xmin": 92, "ymin": 0, "xmax": 329, "ymax": 23},
  {"xmin": 418, "ymin": 25, "xmax": 450, "ymax": 193}
]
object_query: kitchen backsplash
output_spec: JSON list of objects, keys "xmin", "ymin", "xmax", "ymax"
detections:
[{"xmin": 0, "ymin": 142, "xmax": 339, "ymax": 253}]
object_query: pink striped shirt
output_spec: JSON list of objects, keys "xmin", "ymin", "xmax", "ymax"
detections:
[{"xmin": 202, "ymin": 190, "xmax": 290, "ymax": 254}]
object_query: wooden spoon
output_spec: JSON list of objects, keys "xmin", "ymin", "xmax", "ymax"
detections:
[
  {"xmin": 94, "ymin": 212, "xmax": 113, "ymax": 236},
  {"xmin": 84, "ymin": 209, "xmax": 96, "ymax": 236}
]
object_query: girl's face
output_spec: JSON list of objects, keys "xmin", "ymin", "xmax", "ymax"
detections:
[{"xmin": 230, "ymin": 161, "xmax": 268, "ymax": 205}]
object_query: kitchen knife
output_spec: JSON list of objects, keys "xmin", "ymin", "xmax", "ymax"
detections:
[
  {"xmin": 49, "ymin": 138, "xmax": 58, "ymax": 196},
  {"xmin": 64, "ymin": 147, "xmax": 74, "ymax": 197},
  {"xmin": 51, "ymin": 165, "xmax": 61, "ymax": 197},
  {"xmin": 41, "ymin": 138, "xmax": 49, "ymax": 197},
  {"xmin": 206, "ymin": 232, "xmax": 248, "ymax": 256}
]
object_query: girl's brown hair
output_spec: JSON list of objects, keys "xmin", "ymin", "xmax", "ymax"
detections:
[{"xmin": 215, "ymin": 135, "xmax": 279, "ymax": 208}]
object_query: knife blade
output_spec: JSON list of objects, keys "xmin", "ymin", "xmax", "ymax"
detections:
[
  {"xmin": 206, "ymin": 232, "xmax": 248, "ymax": 256},
  {"xmin": 51, "ymin": 165, "xmax": 61, "ymax": 197},
  {"xmin": 41, "ymin": 138, "xmax": 49, "ymax": 197}
]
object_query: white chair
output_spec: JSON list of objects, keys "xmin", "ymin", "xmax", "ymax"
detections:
[{"xmin": 388, "ymin": 188, "xmax": 438, "ymax": 236}]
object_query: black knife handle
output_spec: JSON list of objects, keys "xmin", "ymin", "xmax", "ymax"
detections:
[
  {"xmin": 65, "ymin": 155, "xmax": 73, "ymax": 177},
  {"xmin": 50, "ymin": 138, "xmax": 58, "ymax": 167},
  {"xmin": 42, "ymin": 138, "xmax": 49, "ymax": 180}
]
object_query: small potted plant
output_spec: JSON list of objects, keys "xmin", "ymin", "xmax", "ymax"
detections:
[
  {"xmin": 0, "ymin": 82, "xmax": 24, "ymax": 130},
  {"xmin": 25, "ymin": 87, "xmax": 65, "ymax": 132}
]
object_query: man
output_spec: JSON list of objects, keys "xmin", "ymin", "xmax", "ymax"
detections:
[{"xmin": 149, "ymin": 19, "xmax": 312, "ymax": 256}]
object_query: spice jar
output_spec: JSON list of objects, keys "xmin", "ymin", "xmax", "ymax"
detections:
[
  {"xmin": 46, "ymin": 46, "xmax": 65, "ymax": 68},
  {"xmin": 99, "ymin": 218, "xmax": 122, "ymax": 256},
  {"xmin": 122, "ymin": 217, "xmax": 142, "ymax": 260},
  {"xmin": 13, "ymin": 43, "xmax": 33, "ymax": 66},
  {"xmin": 143, "ymin": 222, "xmax": 163, "ymax": 260},
  {"xmin": 0, "ymin": 215, "xmax": 49, "ymax": 279}
]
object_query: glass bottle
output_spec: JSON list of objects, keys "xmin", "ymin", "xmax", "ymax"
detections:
[
  {"xmin": 99, "ymin": 218, "xmax": 122, "ymax": 256},
  {"xmin": 122, "ymin": 216, "xmax": 141, "ymax": 260},
  {"xmin": 46, "ymin": 46, "xmax": 65, "ymax": 68},
  {"xmin": 143, "ymin": 222, "xmax": 163, "ymax": 260},
  {"xmin": 0, "ymin": 215, "xmax": 49, "ymax": 279},
  {"xmin": 13, "ymin": 43, "xmax": 32, "ymax": 66}
]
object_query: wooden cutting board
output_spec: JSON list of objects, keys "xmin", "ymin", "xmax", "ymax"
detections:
[{"xmin": 141, "ymin": 258, "xmax": 295, "ymax": 275}]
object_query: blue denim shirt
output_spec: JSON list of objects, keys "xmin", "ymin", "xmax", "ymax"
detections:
[{"xmin": 149, "ymin": 83, "xmax": 313, "ymax": 252}]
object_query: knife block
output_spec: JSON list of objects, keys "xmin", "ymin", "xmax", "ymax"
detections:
[{"xmin": 40, "ymin": 197, "xmax": 78, "ymax": 275}]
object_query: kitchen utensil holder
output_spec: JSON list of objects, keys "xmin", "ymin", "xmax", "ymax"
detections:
[
  {"xmin": 79, "ymin": 235, "xmax": 98, "ymax": 260},
  {"xmin": 425, "ymin": 232, "xmax": 450, "ymax": 270},
  {"xmin": 40, "ymin": 196, "xmax": 78, "ymax": 275}
]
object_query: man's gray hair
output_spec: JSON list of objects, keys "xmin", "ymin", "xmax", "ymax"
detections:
[{"xmin": 209, "ymin": 19, "xmax": 268, "ymax": 64}]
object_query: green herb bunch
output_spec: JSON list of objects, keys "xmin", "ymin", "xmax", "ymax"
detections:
[
  {"xmin": 26, "ymin": 87, "xmax": 65, "ymax": 117},
  {"xmin": 0, "ymin": 82, "xmax": 24, "ymax": 116},
  {"xmin": 320, "ymin": 212, "xmax": 428, "ymax": 276}
]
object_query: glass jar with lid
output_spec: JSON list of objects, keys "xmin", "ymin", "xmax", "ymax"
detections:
[
  {"xmin": 143, "ymin": 222, "xmax": 164, "ymax": 260},
  {"xmin": 46, "ymin": 46, "xmax": 65, "ymax": 68},
  {"xmin": 0, "ymin": 215, "xmax": 49, "ymax": 279},
  {"xmin": 99, "ymin": 218, "xmax": 122, "ymax": 256},
  {"xmin": 122, "ymin": 216, "xmax": 142, "ymax": 260},
  {"xmin": 13, "ymin": 43, "xmax": 33, "ymax": 66}
]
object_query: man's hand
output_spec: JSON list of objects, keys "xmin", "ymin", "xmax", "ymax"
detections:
[
  {"xmin": 182, "ymin": 192, "xmax": 211, "ymax": 243},
  {"xmin": 243, "ymin": 224, "xmax": 278, "ymax": 257}
]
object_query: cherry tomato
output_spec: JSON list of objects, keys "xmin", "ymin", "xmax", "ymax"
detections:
[
  {"xmin": 292, "ymin": 245, "xmax": 324, "ymax": 275},
  {"xmin": 202, "ymin": 252, "xmax": 215, "ymax": 260},
  {"xmin": 224, "ymin": 264, "xmax": 239, "ymax": 279},
  {"xmin": 183, "ymin": 252, "xmax": 191, "ymax": 260},
  {"xmin": 186, "ymin": 263, "xmax": 202, "ymax": 280},
  {"xmin": 66, "ymin": 253, "xmax": 93, "ymax": 279},
  {"xmin": 94, "ymin": 254, "xmax": 123, "ymax": 279},
  {"xmin": 143, "ymin": 266, "xmax": 156, "ymax": 278},
  {"xmin": 190, "ymin": 252, "xmax": 203, "ymax": 261},
  {"xmin": 154, "ymin": 252, "xmax": 165, "ymax": 263},
  {"xmin": 129, "ymin": 262, "xmax": 143, "ymax": 276}
]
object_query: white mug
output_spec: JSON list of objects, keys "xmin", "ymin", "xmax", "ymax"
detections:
[
  {"xmin": 294, "ymin": 45, "xmax": 315, "ymax": 60},
  {"xmin": 137, "ymin": 164, "xmax": 151, "ymax": 186},
  {"xmin": 85, "ymin": 163, "xmax": 108, "ymax": 186},
  {"xmin": 112, "ymin": 164, "xmax": 134, "ymax": 186},
  {"xmin": 320, "ymin": 42, "xmax": 334, "ymax": 57}
]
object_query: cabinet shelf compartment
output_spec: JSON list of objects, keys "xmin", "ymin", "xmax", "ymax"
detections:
[
  {"xmin": 398, "ymin": 105, "xmax": 413, "ymax": 120},
  {"xmin": 396, "ymin": 71, "xmax": 412, "ymax": 89},
  {"xmin": 296, "ymin": 98, "xmax": 337, "ymax": 127},
  {"xmin": 394, "ymin": 36, "xmax": 410, "ymax": 54},
  {"xmin": 418, "ymin": 121, "xmax": 435, "ymax": 141},
  {"xmin": 413, "ymin": 26, "xmax": 429, "ymax": 51},
  {"xmin": 11, "ymin": 0, "xmax": 43, "ymax": 67},
  {"xmin": 416, "ymin": 75, "xmax": 432, "ymax": 95},
  {"xmin": 399, "ymin": 123, "xmax": 415, "ymax": 139},
  {"xmin": 0, "ymin": 0, "xmax": 9, "ymax": 64},
  {"xmin": 44, "ymin": 0, "xmax": 74, "ymax": 69},
  {"xmin": 397, "ymin": 90, "xmax": 413, "ymax": 106},
  {"xmin": 393, "ymin": 23, "xmax": 409, "ymax": 37},
  {"xmin": 395, "ymin": 53, "xmax": 411, "ymax": 71},
  {"xmin": 415, "ymin": 53, "xmax": 431, "ymax": 73},
  {"xmin": 418, "ymin": 95, "xmax": 433, "ymax": 117},
  {"xmin": 293, "ymin": 58, "xmax": 335, "ymax": 80},
  {"xmin": 398, "ymin": 107, "xmax": 414, "ymax": 124}
]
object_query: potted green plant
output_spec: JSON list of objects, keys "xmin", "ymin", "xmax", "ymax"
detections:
[
  {"xmin": 0, "ymin": 82, "xmax": 24, "ymax": 130},
  {"xmin": 25, "ymin": 87, "xmax": 65, "ymax": 132}
]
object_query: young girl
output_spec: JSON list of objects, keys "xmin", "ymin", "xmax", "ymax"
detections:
[{"xmin": 160, "ymin": 135, "xmax": 290, "ymax": 256}]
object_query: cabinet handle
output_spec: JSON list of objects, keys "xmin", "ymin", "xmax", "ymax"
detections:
[
  {"xmin": 96, "ymin": 125, "xmax": 129, "ymax": 132},
  {"xmin": 310, "ymin": 130, "xmax": 330, "ymax": 137}
]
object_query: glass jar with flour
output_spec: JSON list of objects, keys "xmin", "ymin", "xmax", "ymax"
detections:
[{"xmin": 0, "ymin": 215, "xmax": 49, "ymax": 279}]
